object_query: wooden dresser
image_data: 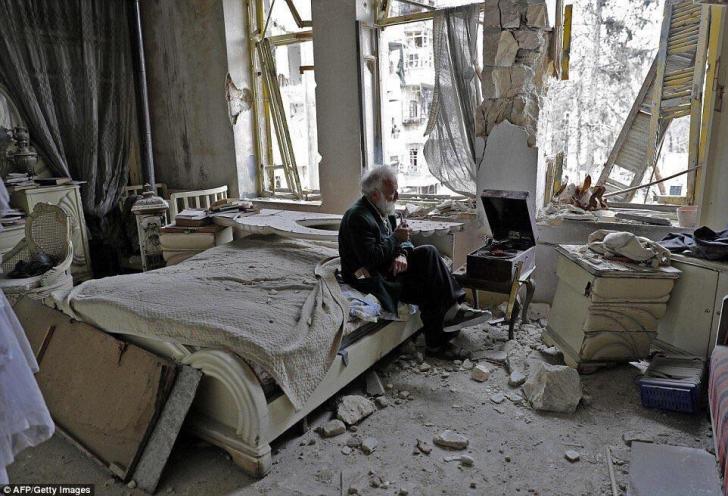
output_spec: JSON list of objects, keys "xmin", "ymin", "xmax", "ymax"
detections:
[{"xmin": 10, "ymin": 184, "xmax": 92, "ymax": 281}]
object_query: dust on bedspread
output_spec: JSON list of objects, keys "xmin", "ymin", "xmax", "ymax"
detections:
[{"xmin": 56, "ymin": 235, "xmax": 348, "ymax": 411}]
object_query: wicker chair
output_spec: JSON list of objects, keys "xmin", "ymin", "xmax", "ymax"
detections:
[{"xmin": 0, "ymin": 203, "xmax": 74, "ymax": 304}]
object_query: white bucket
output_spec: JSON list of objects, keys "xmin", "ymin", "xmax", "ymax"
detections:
[{"xmin": 677, "ymin": 206, "xmax": 699, "ymax": 228}]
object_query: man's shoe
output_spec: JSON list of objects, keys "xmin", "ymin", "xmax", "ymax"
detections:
[{"xmin": 443, "ymin": 306, "xmax": 492, "ymax": 333}]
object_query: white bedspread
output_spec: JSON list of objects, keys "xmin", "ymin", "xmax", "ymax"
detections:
[{"xmin": 56, "ymin": 236, "xmax": 348, "ymax": 410}]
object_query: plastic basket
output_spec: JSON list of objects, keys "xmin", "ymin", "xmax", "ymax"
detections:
[{"xmin": 639, "ymin": 378, "xmax": 700, "ymax": 413}]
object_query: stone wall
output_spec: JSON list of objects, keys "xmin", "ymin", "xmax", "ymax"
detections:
[{"xmin": 477, "ymin": 0, "xmax": 554, "ymax": 147}]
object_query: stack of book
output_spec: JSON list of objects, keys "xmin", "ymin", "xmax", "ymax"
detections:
[
  {"xmin": 0, "ymin": 208, "xmax": 26, "ymax": 227},
  {"xmin": 209, "ymin": 198, "xmax": 255, "ymax": 213},
  {"xmin": 4, "ymin": 173, "xmax": 34, "ymax": 191},
  {"xmin": 35, "ymin": 177, "xmax": 72, "ymax": 186},
  {"xmin": 174, "ymin": 208, "xmax": 211, "ymax": 227}
]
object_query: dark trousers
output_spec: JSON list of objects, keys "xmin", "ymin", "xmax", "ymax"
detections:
[{"xmin": 397, "ymin": 245, "xmax": 465, "ymax": 348}]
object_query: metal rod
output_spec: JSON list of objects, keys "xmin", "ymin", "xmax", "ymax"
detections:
[
  {"xmin": 131, "ymin": 0, "xmax": 155, "ymax": 186},
  {"xmin": 602, "ymin": 165, "xmax": 702, "ymax": 198},
  {"xmin": 605, "ymin": 447, "xmax": 619, "ymax": 496},
  {"xmin": 262, "ymin": 0, "xmax": 277, "ymax": 39}
]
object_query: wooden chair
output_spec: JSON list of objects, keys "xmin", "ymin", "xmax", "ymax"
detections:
[
  {"xmin": 0, "ymin": 203, "xmax": 73, "ymax": 304},
  {"xmin": 169, "ymin": 186, "xmax": 228, "ymax": 218}
]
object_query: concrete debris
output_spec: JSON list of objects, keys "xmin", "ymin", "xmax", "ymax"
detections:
[
  {"xmin": 375, "ymin": 396, "xmax": 389, "ymax": 409},
  {"xmin": 623, "ymin": 431, "xmax": 655, "ymax": 446},
  {"xmin": 321, "ymin": 419, "xmax": 346, "ymax": 438},
  {"xmin": 509, "ymin": 370, "xmax": 527, "ymax": 387},
  {"xmin": 526, "ymin": 3, "xmax": 548, "ymax": 28},
  {"xmin": 399, "ymin": 390, "xmax": 410, "ymax": 399},
  {"xmin": 337, "ymin": 395, "xmax": 377, "ymax": 426},
  {"xmin": 444, "ymin": 454, "xmax": 475, "ymax": 467},
  {"xmin": 461, "ymin": 359, "xmax": 474, "ymax": 370},
  {"xmin": 453, "ymin": 359, "xmax": 462, "ymax": 367},
  {"xmin": 526, "ymin": 302, "xmax": 551, "ymax": 321},
  {"xmin": 341, "ymin": 446, "xmax": 353, "ymax": 455},
  {"xmin": 433, "ymin": 430, "xmax": 469, "ymax": 450},
  {"xmin": 564, "ymin": 450, "xmax": 580, "ymax": 463},
  {"xmin": 346, "ymin": 436, "xmax": 361, "ymax": 448},
  {"xmin": 361, "ymin": 437, "xmax": 378, "ymax": 455},
  {"xmin": 490, "ymin": 393, "xmax": 506, "ymax": 404},
  {"xmin": 127, "ymin": 481, "xmax": 137, "ymax": 490},
  {"xmin": 495, "ymin": 31, "xmax": 519, "ymax": 67},
  {"xmin": 471, "ymin": 364, "xmax": 491, "ymax": 382},
  {"xmin": 505, "ymin": 340, "xmax": 529, "ymax": 375},
  {"xmin": 416, "ymin": 439, "xmax": 433, "ymax": 455},
  {"xmin": 506, "ymin": 392, "xmax": 524, "ymax": 404},
  {"xmin": 365, "ymin": 370, "xmax": 385, "ymax": 397},
  {"xmin": 523, "ymin": 362, "xmax": 582, "ymax": 414},
  {"xmin": 475, "ymin": 349, "xmax": 507, "ymax": 365},
  {"xmin": 419, "ymin": 362, "xmax": 432, "ymax": 373}
]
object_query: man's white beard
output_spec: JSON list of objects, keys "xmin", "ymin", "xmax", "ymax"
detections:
[{"xmin": 375, "ymin": 197, "xmax": 397, "ymax": 216}]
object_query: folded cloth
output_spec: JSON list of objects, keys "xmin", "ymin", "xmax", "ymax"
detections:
[
  {"xmin": 588, "ymin": 230, "xmax": 671, "ymax": 266},
  {"xmin": 660, "ymin": 226, "xmax": 728, "ymax": 261}
]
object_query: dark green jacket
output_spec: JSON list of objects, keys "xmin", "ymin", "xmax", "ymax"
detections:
[{"xmin": 338, "ymin": 196, "xmax": 411, "ymax": 313}]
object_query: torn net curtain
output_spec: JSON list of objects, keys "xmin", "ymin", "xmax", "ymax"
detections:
[
  {"xmin": 424, "ymin": 5, "xmax": 482, "ymax": 197},
  {"xmin": 0, "ymin": 0, "xmax": 135, "ymax": 236}
]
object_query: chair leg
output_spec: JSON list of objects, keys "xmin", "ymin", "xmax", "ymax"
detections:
[
  {"xmin": 508, "ymin": 299, "xmax": 520, "ymax": 341},
  {"xmin": 521, "ymin": 278, "xmax": 536, "ymax": 323}
]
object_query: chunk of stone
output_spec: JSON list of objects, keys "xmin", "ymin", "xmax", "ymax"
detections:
[
  {"xmin": 483, "ymin": 29, "xmax": 502, "ymax": 66},
  {"xmin": 622, "ymin": 431, "xmax": 655, "ymax": 446},
  {"xmin": 480, "ymin": 68, "xmax": 497, "ymax": 100},
  {"xmin": 522, "ymin": 362, "xmax": 582, "ymax": 414},
  {"xmin": 321, "ymin": 419, "xmax": 346, "ymax": 437},
  {"xmin": 399, "ymin": 390, "xmax": 410, "ymax": 399},
  {"xmin": 509, "ymin": 65, "xmax": 531, "ymax": 96},
  {"xmin": 444, "ymin": 454, "xmax": 475, "ymax": 467},
  {"xmin": 337, "ymin": 395, "xmax": 376, "ymax": 426},
  {"xmin": 346, "ymin": 436, "xmax": 362, "ymax": 448},
  {"xmin": 506, "ymin": 392, "xmax": 524, "ymax": 404},
  {"xmin": 526, "ymin": 3, "xmax": 548, "ymax": 28},
  {"xmin": 341, "ymin": 446, "xmax": 353, "ymax": 455},
  {"xmin": 365, "ymin": 370, "xmax": 385, "ymax": 397},
  {"xmin": 361, "ymin": 437, "xmax": 379, "ymax": 455},
  {"xmin": 471, "ymin": 364, "xmax": 491, "ymax": 382},
  {"xmin": 492, "ymin": 68, "xmax": 512, "ymax": 99},
  {"xmin": 505, "ymin": 340, "xmax": 529, "ymax": 375},
  {"xmin": 564, "ymin": 450, "xmax": 580, "ymax": 462},
  {"xmin": 509, "ymin": 371, "xmax": 527, "ymax": 387},
  {"xmin": 526, "ymin": 302, "xmax": 551, "ymax": 321},
  {"xmin": 375, "ymin": 396, "xmax": 389, "ymax": 409},
  {"xmin": 490, "ymin": 393, "xmax": 506, "ymax": 404},
  {"xmin": 416, "ymin": 439, "xmax": 432, "ymax": 455},
  {"xmin": 477, "ymin": 349, "xmax": 508, "ymax": 365},
  {"xmin": 515, "ymin": 29, "xmax": 543, "ymax": 50},
  {"xmin": 483, "ymin": 0, "xmax": 501, "ymax": 28},
  {"xmin": 433, "ymin": 430, "xmax": 469, "ymax": 450},
  {"xmin": 495, "ymin": 31, "xmax": 519, "ymax": 67},
  {"xmin": 461, "ymin": 359, "xmax": 474, "ymax": 370},
  {"xmin": 500, "ymin": 0, "xmax": 522, "ymax": 28},
  {"xmin": 419, "ymin": 362, "xmax": 432, "ymax": 373}
]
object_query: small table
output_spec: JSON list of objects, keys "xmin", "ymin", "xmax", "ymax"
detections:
[{"xmin": 453, "ymin": 263, "xmax": 536, "ymax": 340}]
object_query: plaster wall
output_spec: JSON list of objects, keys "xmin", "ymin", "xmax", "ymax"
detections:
[
  {"xmin": 141, "ymin": 0, "xmax": 256, "ymax": 197},
  {"xmin": 700, "ymin": 12, "xmax": 728, "ymax": 230},
  {"xmin": 312, "ymin": 0, "xmax": 367, "ymax": 213}
]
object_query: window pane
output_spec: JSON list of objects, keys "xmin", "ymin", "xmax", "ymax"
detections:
[
  {"xmin": 389, "ymin": 0, "xmax": 481, "ymax": 17},
  {"xmin": 265, "ymin": 0, "xmax": 311, "ymax": 37}
]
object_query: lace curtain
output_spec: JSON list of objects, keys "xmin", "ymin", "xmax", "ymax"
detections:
[
  {"xmin": 0, "ymin": 0, "xmax": 135, "ymax": 234},
  {"xmin": 423, "ymin": 5, "xmax": 482, "ymax": 197}
]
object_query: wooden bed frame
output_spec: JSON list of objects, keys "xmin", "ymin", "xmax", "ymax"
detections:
[{"xmin": 104, "ymin": 315, "xmax": 421, "ymax": 477}]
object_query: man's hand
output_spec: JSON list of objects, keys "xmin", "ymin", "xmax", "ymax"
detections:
[
  {"xmin": 394, "ymin": 224, "xmax": 411, "ymax": 243},
  {"xmin": 390, "ymin": 254, "xmax": 408, "ymax": 276}
]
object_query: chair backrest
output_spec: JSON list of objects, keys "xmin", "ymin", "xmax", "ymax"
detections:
[
  {"xmin": 169, "ymin": 186, "xmax": 229, "ymax": 218},
  {"xmin": 26, "ymin": 203, "xmax": 71, "ymax": 262},
  {"xmin": 119, "ymin": 183, "xmax": 168, "ymax": 204}
]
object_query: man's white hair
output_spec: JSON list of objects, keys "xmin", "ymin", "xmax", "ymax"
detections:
[{"xmin": 361, "ymin": 165, "xmax": 397, "ymax": 197}]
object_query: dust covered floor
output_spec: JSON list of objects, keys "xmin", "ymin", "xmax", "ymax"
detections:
[{"xmin": 8, "ymin": 322, "xmax": 713, "ymax": 496}]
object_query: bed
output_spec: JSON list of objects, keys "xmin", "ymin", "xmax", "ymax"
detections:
[{"xmin": 36, "ymin": 235, "xmax": 422, "ymax": 477}]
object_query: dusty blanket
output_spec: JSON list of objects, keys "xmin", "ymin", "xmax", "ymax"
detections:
[{"xmin": 56, "ymin": 235, "xmax": 348, "ymax": 410}]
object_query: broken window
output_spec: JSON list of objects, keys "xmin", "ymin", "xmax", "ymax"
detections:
[
  {"xmin": 249, "ymin": 0, "xmax": 318, "ymax": 199},
  {"xmin": 540, "ymin": 0, "xmax": 712, "ymax": 207}
]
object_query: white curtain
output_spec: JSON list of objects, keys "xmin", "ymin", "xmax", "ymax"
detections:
[{"xmin": 423, "ymin": 5, "xmax": 482, "ymax": 197}]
